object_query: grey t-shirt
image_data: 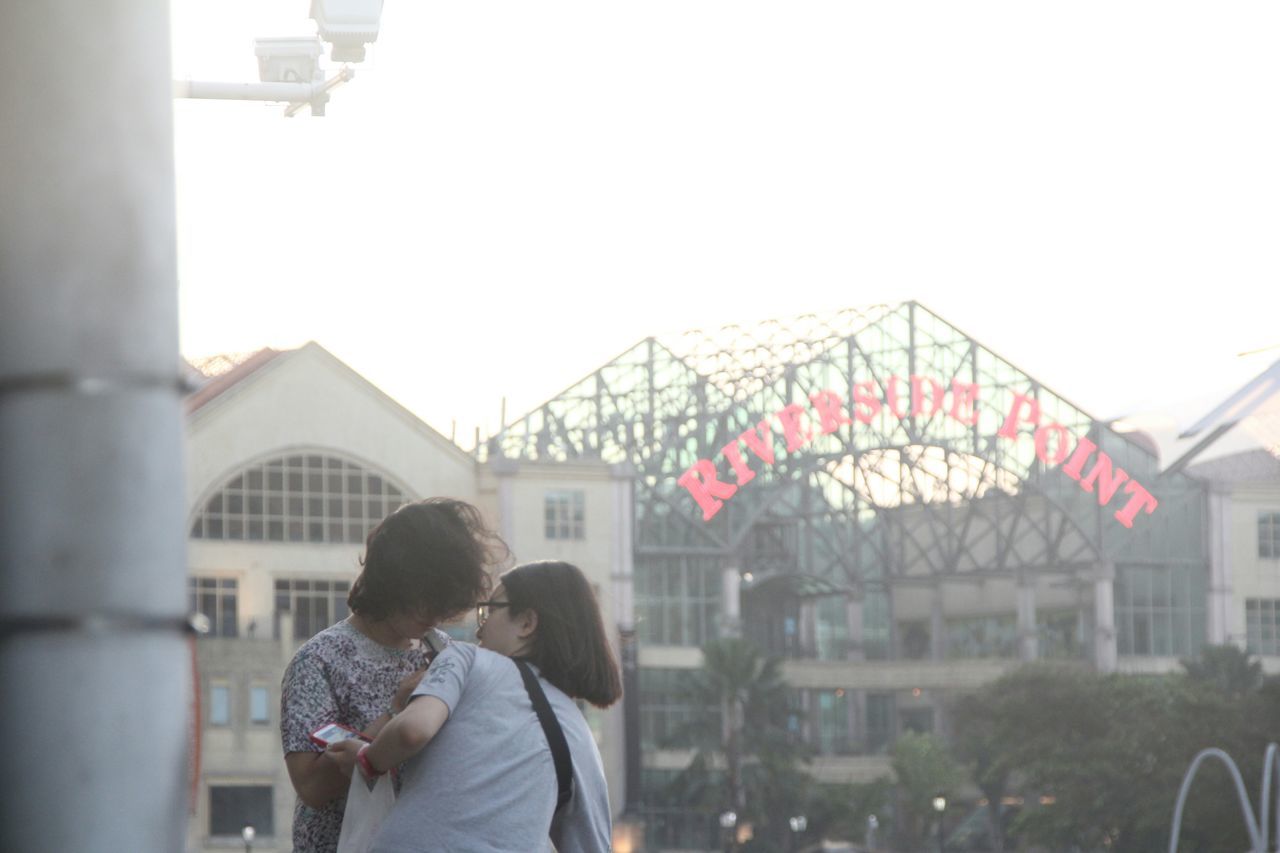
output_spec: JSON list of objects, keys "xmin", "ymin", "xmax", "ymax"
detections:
[{"xmin": 371, "ymin": 642, "xmax": 613, "ymax": 853}]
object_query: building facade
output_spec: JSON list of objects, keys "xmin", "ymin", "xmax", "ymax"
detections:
[
  {"xmin": 182, "ymin": 343, "xmax": 630, "ymax": 852},
  {"xmin": 182, "ymin": 307, "xmax": 1280, "ymax": 851},
  {"xmin": 484, "ymin": 302, "xmax": 1278, "ymax": 849}
]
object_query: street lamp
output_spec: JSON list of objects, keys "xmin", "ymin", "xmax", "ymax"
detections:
[
  {"xmin": 866, "ymin": 814, "xmax": 879, "ymax": 851},
  {"xmin": 719, "ymin": 811, "xmax": 737, "ymax": 853},
  {"xmin": 787, "ymin": 815, "xmax": 807, "ymax": 852},
  {"xmin": 241, "ymin": 825, "xmax": 255, "ymax": 853},
  {"xmin": 932, "ymin": 793, "xmax": 947, "ymax": 853}
]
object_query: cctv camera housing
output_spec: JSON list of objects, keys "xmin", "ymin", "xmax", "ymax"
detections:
[
  {"xmin": 254, "ymin": 37, "xmax": 323, "ymax": 84},
  {"xmin": 310, "ymin": 0, "xmax": 384, "ymax": 63}
]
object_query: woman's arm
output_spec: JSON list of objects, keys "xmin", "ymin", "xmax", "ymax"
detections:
[
  {"xmin": 335, "ymin": 696, "xmax": 450, "ymax": 776},
  {"xmin": 284, "ymin": 751, "xmax": 355, "ymax": 810},
  {"xmin": 283, "ymin": 667, "xmax": 426, "ymax": 808}
]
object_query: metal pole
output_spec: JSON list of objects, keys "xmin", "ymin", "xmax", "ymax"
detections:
[{"xmin": 0, "ymin": 2, "xmax": 188, "ymax": 852}]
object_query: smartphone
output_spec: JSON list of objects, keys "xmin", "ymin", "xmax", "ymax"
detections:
[{"xmin": 309, "ymin": 722, "xmax": 371, "ymax": 749}]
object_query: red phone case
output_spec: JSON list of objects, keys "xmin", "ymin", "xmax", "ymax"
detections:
[{"xmin": 308, "ymin": 722, "xmax": 369, "ymax": 749}]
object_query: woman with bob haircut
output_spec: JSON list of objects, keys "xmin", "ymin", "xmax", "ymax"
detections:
[
  {"xmin": 331, "ymin": 559, "xmax": 623, "ymax": 852},
  {"xmin": 280, "ymin": 498, "xmax": 507, "ymax": 853}
]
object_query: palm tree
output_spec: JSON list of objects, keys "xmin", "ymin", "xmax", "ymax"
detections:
[{"xmin": 670, "ymin": 637, "xmax": 800, "ymax": 851}]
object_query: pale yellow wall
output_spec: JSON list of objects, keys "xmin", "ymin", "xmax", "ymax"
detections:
[
  {"xmin": 188, "ymin": 639, "xmax": 295, "ymax": 853},
  {"xmin": 1231, "ymin": 484, "xmax": 1280, "ymax": 601},
  {"xmin": 186, "ymin": 343, "xmax": 478, "ymax": 512},
  {"xmin": 1228, "ymin": 483, "xmax": 1280, "ymax": 654},
  {"xmin": 498, "ymin": 462, "xmax": 614, "ymax": 577}
]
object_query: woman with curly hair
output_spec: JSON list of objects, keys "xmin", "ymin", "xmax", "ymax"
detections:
[{"xmin": 280, "ymin": 498, "xmax": 507, "ymax": 853}]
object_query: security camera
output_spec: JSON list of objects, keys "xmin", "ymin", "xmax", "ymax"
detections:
[
  {"xmin": 254, "ymin": 37, "xmax": 323, "ymax": 84},
  {"xmin": 310, "ymin": 0, "xmax": 384, "ymax": 63}
]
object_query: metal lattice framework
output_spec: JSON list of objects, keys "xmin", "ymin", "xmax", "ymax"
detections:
[{"xmin": 488, "ymin": 302, "xmax": 1206, "ymax": 612}]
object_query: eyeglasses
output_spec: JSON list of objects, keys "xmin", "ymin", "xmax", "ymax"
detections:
[{"xmin": 476, "ymin": 600, "xmax": 511, "ymax": 627}]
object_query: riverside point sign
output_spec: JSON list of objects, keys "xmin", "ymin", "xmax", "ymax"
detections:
[{"xmin": 678, "ymin": 375, "xmax": 1159, "ymax": 530}]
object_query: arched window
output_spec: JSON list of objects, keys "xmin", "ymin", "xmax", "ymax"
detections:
[{"xmin": 190, "ymin": 452, "xmax": 412, "ymax": 544}]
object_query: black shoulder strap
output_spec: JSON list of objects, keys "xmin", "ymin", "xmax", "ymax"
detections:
[{"xmin": 514, "ymin": 658, "xmax": 573, "ymax": 813}]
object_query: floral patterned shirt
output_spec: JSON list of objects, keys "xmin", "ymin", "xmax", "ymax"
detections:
[{"xmin": 280, "ymin": 619, "xmax": 446, "ymax": 853}]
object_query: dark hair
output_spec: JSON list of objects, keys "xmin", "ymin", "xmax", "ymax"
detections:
[
  {"xmin": 348, "ymin": 498, "xmax": 508, "ymax": 624},
  {"xmin": 500, "ymin": 560, "xmax": 622, "ymax": 709}
]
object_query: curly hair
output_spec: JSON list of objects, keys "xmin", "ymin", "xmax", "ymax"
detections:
[{"xmin": 348, "ymin": 498, "xmax": 508, "ymax": 625}]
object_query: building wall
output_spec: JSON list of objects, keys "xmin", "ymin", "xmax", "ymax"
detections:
[
  {"xmin": 1228, "ymin": 482, "xmax": 1280, "ymax": 657},
  {"xmin": 186, "ymin": 343, "xmax": 478, "ymax": 511}
]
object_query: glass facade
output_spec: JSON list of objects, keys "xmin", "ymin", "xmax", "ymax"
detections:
[
  {"xmin": 190, "ymin": 452, "xmax": 409, "ymax": 544},
  {"xmin": 862, "ymin": 588, "xmax": 892, "ymax": 660},
  {"xmin": 865, "ymin": 692, "xmax": 895, "ymax": 753},
  {"xmin": 635, "ymin": 554, "xmax": 721, "ymax": 646},
  {"xmin": 814, "ymin": 596, "xmax": 849, "ymax": 660},
  {"xmin": 1115, "ymin": 563, "xmax": 1207, "ymax": 657},
  {"xmin": 275, "ymin": 578, "xmax": 351, "ymax": 640},
  {"xmin": 1038, "ymin": 609, "xmax": 1088, "ymax": 660},
  {"xmin": 638, "ymin": 668, "xmax": 712, "ymax": 750},
  {"xmin": 947, "ymin": 614, "xmax": 1017, "ymax": 659},
  {"xmin": 814, "ymin": 688, "xmax": 853, "ymax": 755},
  {"xmin": 189, "ymin": 576, "xmax": 238, "ymax": 638}
]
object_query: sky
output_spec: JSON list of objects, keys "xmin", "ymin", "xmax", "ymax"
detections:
[{"xmin": 170, "ymin": 2, "xmax": 1280, "ymax": 451}]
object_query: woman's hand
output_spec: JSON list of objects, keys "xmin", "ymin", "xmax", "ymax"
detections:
[
  {"xmin": 391, "ymin": 668, "xmax": 427, "ymax": 715},
  {"xmin": 325, "ymin": 739, "xmax": 364, "ymax": 779}
]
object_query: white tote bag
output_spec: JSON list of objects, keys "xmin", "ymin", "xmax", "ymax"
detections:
[{"xmin": 336, "ymin": 770, "xmax": 396, "ymax": 853}]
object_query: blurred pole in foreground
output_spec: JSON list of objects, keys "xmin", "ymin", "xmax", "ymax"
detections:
[{"xmin": 0, "ymin": 2, "xmax": 188, "ymax": 851}]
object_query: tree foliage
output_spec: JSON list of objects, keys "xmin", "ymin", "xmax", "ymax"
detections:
[
  {"xmin": 948, "ymin": 647, "xmax": 1280, "ymax": 852},
  {"xmin": 668, "ymin": 637, "xmax": 807, "ymax": 850},
  {"xmin": 889, "ymin": 731, "xmax": 964, "ymax": 850},
  {"xmin": 1181, "ymin": 642, "xmax": 1263, "ymax": 698}
]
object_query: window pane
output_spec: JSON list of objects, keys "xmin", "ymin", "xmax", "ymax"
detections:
[
  {"xmin": 250, "ymin": 687, "xmax": 269, "ymax": 724},
  {"xmin": 210, "ymin": 686, "xmax": 229, "ymax": 725},
  {"xmin": 209, "ymin": 786, "xmax": 274, "ymax": 837}
]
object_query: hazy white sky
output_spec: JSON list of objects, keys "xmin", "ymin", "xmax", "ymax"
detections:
[{"xmin": 171, "ymin": 2, "xmax": 1279, "ymax": 448}]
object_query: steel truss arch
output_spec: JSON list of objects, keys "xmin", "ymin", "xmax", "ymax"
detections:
[{"xmin": 488, "ymin": 301, "xmax": 1209, "ymax": 649}]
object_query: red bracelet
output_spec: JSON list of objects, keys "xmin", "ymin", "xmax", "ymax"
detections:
[{"xmin": 356, "ymin": 744, "xmax": 385, "ymax": 779}]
